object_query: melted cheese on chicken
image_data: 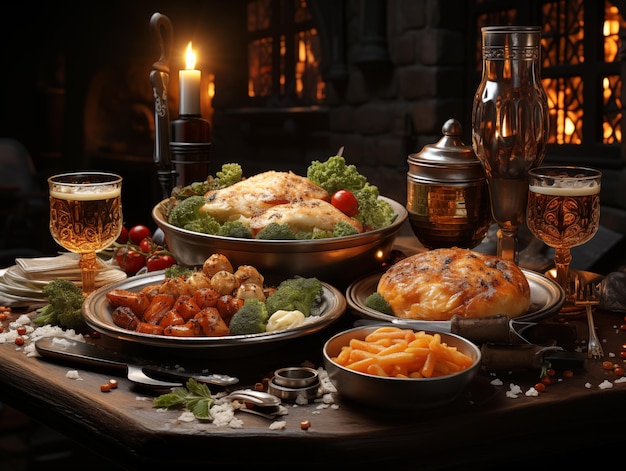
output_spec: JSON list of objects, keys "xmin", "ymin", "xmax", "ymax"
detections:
[
  {"xmin": 200, "ymin": 171, "xmax": 329, "ymax": 221},
  {"xmin": 249, "ymin": 199, "xmax": 363, "ymax": 235}
]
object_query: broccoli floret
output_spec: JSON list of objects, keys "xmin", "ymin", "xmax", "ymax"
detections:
[
  {"xmin": 167, "ymin": 196, "xmax": 222, "ymax": 234},
  {"xmin": 333, "ymin": 221, "xmax": 359, "ymax": 237},
  {"xmin": 33, "ymin": 279, "xmax": 86, "ymax": 330},
  {"xmin": 307, "ymin": 155, "xmax": 368, "ymax": 194},
  {"xmin": 214, "ymin": 163, "xmax": 243, "ymax": 188},
  {"xmin": 228, "ymin": 298, "xmax": 269, "ymax": 335},
  {"xmin": 173, "ymin": 181, "xmax": 213, "ymax": 199},
  {"xmin": 183, "ymin": 217, "xmax": 221, "ymax": 234},
  {"xmin": 218, "ymin": 220, "xmax": 253, "ymax": 238},
  {"xmin": 294, "ymin": 227, "xmax": 332, "ymax": 239},
  {"xmin": 264, "ymin": 277, "xmax": 324, "ymax": 317},
  {"xmin": 173, "ymin": 163, "xmax": 244, "ymax": 198},
  {"xmin": 354, "ymin": 184, "xmax": 397, "ymax": 230},
  {"xmin": 364, "ymin": 292, "xmax": 394, "ymax": 315},
  {"xmin": 164, "ymin": 265, "xmax": 196, "ymax": 279},
  {"xmin": 168, "ymin": 195, "xmax": 208, "ymax": 228},
  {"xmin": 255, "ymin": 222, "xmax": 296, "ymax": 240},
  {"xmin": 307, "ymin": 156, "xmax": 396, "ymax": 231}
]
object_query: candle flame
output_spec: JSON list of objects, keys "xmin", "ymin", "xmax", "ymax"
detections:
[{"xmin": 185, "ymin": 42, "xmax": 197, "ymax": 70}]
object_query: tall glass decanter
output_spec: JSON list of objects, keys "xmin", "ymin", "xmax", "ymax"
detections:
[{"xmin": 472, "ymin": 26, "xmax": 549, "ymax": 263}]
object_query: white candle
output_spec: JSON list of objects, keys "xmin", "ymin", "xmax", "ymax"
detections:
[{"xmin": 179, "ymin": 42, "xmax": 201, "ymax": 115}]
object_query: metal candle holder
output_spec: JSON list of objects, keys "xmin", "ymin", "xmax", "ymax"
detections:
[{"xmin": 149, "ymin": 12, "xmax": 176, "ymax": 200}]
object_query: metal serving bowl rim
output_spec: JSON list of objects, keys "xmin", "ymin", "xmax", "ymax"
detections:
[{"xmin": 323, "ymin": 325, "xmax": 482, "ymax": 382}]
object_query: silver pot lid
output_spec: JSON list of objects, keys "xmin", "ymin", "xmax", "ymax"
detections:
[{"xmin": 407, "ymin": 118, "xmax": 485, "ymax": 183}]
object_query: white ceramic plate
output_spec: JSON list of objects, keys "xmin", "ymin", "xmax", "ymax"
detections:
[
  {"xmin": 346, "ymin": 268, "xmax": 565, "ymax": 325},
  {"xmin": 83, "ymin": 270, "xmax": 347, "ymax": 350}
]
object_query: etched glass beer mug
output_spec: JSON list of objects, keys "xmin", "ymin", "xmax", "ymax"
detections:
[
  {"xmin": 48, "ymin": 172, "xmax": 123, "ymax": 294},
  {"xmin": 472, "ymin": 26, "xmax": 549, "ymax": 263},
  {"xmin": 527, "ymin": 166, "xmax": 601, "ymax": 303}
]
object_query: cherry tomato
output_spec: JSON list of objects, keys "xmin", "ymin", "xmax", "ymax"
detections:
[
  {"xmin": 146, "ymin": 253, "xmax": 177, "ymax": 272},
  {"xmin": 331, "ymin": 190, "xmax": 359, "ymax": 217},
  {"xmin": 138, "ymin": 237, "xmax": 153, "ymax": 253},
  {"xmin": 128, "ymin": 225, "xmax": 152, "ymax": 245},
  {"xmin": 115, "ymin": 246, "xmax": 147, "ymax": 275},
  {"xmin": 116, "ymin": 226, "xmax": 129, "ymax": 244}
]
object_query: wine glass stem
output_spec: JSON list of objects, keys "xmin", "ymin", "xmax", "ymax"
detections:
[
  {"xmin": 554, "ymin": 247, "xmax": 573, "ymax": 300},
  {"xmin": 79, "ymin": 251, "xmax": 98, "ymax": 295},
  {"xmin": 496, "ymin": 228, "xmax": 518, "ymax": 264}
]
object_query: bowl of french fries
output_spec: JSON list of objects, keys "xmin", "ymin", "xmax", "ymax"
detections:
[{"xmin": 322, "ymin": 325, "xmax": 481, "ymax": 409}]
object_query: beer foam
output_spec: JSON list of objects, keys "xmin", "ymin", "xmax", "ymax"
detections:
[
  {"xmin": 50, "ymin": 186, "xmax": 121, "ymax": 201},
  {"xmin": 529, "ymin": 182, "xmax": 600, "ymax": 196}
]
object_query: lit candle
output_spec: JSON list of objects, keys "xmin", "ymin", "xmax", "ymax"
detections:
[{"xmin": 179, "ymin": 42, "xmax": 201, "ymax": 115}]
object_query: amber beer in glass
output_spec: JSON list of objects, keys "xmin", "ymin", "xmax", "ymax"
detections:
[
  {"xmin": 527, "ymin": 166, "xmax": 601, "ymax": 303},
  {"xmin": 48, "ymin": 172, "xmax": 123, "ymax": 294}
]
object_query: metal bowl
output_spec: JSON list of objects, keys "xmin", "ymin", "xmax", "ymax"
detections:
[
  {"xmin": 322, "ymin": 325, "xmax": 481, "ymax": 409},
  {"xmin": 152, "ymin": 196, "xmax": 408, "ymax": 286}
]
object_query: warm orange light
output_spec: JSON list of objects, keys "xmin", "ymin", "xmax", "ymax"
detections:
[
  {"xmin": 207, "ymin": 73, "xmax": 215, "ymax": 99},
  {"xmin": 299, "ymin": 39, "xmax": 306, "ymax": 62},
  {"xmin": 185, "ymin": 42, "xmax": 197, "ymax": 70},
  {"xmin": 564, "ymin": 117, "xmax": 575, "ymax": 136}
]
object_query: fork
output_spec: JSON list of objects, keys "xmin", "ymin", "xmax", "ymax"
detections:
[{"xmin": 575, "ymin": 283, "xmax": 604, "ymax": 359}]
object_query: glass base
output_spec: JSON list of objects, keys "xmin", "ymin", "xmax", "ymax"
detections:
[{"xmin": 544, "ymin": 267, "xmax": 600, "ymax": 316}]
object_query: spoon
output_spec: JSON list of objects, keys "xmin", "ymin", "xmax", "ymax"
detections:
[
  {"xmin": 222, "ymin": 389, "xmax": 281, "ymax": 407},
  {"xmin": 221, "ymin": 389, "xmax": 284, "ymax": 420}
]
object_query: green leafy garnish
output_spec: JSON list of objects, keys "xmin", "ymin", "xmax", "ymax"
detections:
[{"xmin": 153, "ymin": 378, "xmax": 214, "ymax": 420}]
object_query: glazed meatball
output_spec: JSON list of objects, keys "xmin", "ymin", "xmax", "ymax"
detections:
[
  {"xmin": 234, "ymin": 265, "xmax": 264, "ymax": 287},
  {"xmin": 203, "ymin": 253, "xmax": 233, "ymax": 277},
  {"xmin": 210, "ymin": 270, "xmax": 240, "ymax": 295}
]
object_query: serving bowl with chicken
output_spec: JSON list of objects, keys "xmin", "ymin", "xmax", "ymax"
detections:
[{"xmin": 152, "ymin": 157, "xmax": 408, "ymax": 286}]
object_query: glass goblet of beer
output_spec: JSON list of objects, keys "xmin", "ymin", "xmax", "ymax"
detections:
[
  {"xmin": 48, "ymin": 172, "xmax": 123, "ymax": 295},
  {"xmin": 527, "ymin": 166, "xmax": 601, "ymax": 304}
]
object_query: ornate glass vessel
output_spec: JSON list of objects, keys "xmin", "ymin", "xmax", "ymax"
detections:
[{"xmin": 472, "ymin": 26, "xmax": 549, "ymax": 263}]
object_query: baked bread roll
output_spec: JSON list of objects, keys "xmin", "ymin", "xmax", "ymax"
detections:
[{"xmin": 377, "ymin": 248, "xmax": 531, "ymax": 321}]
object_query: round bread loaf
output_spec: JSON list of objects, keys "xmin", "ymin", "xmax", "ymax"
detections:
[{"xmin": 377, "ymin": 248, "xmax": 531, "ymax": 321}]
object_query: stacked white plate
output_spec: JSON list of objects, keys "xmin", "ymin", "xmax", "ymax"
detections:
[{"xmin": 0, "ymin": 253, "xmax": 127, "ymax": 308}]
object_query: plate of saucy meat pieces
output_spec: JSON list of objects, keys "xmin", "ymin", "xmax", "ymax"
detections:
[{"xmin": 82, "ymin": 253, "xmax": 346, "ymax": 349}]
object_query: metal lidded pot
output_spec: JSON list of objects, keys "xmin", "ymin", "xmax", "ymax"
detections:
[{"xmin": 407, "ymin": 118, "xmax": 492, "ymax": 249}]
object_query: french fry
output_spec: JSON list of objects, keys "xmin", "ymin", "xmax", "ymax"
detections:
[
  {"xmin": 349, "ymin": 338, "xmax": 386, "ymax": 353},
  {"xmin": 331, "ymin": 326, "xmax": 474, "ymax": 379},
  {"xmin": 345, "ymin": 356, "xmax": 376, "ymax": 373}
]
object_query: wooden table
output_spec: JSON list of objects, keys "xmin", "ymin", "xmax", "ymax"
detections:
[
  {"xmin": 2, "ymin": 308, "xmax": 626, "ymax": 469},
  {"xmin": 1, "ymin": 244, "xmax": 626, "ymax": 470}
]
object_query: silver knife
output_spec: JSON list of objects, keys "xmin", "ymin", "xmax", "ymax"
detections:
[{"xmin": 34, "ymin": 336, "xmax": 238, "ymax": 388}]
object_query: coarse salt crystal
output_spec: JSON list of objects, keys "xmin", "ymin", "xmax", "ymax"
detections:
[
  {"xmin": 598, "ymin": 380, "xmax": 613, "ymax": 389},
  {"xmin": 269, "ymin": 420, "xmax": 287, "ymax": 430},
  {"xmin": 490, "ymin": 378, "xmax": 503, "ymax": 386},
  {"xmin": 210, "ymin": 402, "xmax": 236, "ymax": 427},
  {"xmin": 525, "ymin": 387, "xmax": 539, "ymax": 397},
  {"xmin": 505, "ymin": 383, "xmax": 523, "ymax": 398},
  {"xmin": 65, "ymin": 370, "xmax": 82, "ymax": 380},
  {"xmin": 614, "ymin": 376, "xmax": 626, "ymax": 384},
  {"xmin": 585, "ymin": 382, "xmax": 592, "ymax": 389},
  {"xmin": 178, "ymin": 411, "xmax": 196, "ymax": 422}
]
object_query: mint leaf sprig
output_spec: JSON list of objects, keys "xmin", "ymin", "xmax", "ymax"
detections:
[{"xmin": 153, "ymin": 378, "xmax": 214, "ymax": 420}]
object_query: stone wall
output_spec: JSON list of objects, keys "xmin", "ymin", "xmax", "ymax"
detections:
[{"xmin": 324, "ymin": 0, "xmax": 469, "ymax": 207}]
